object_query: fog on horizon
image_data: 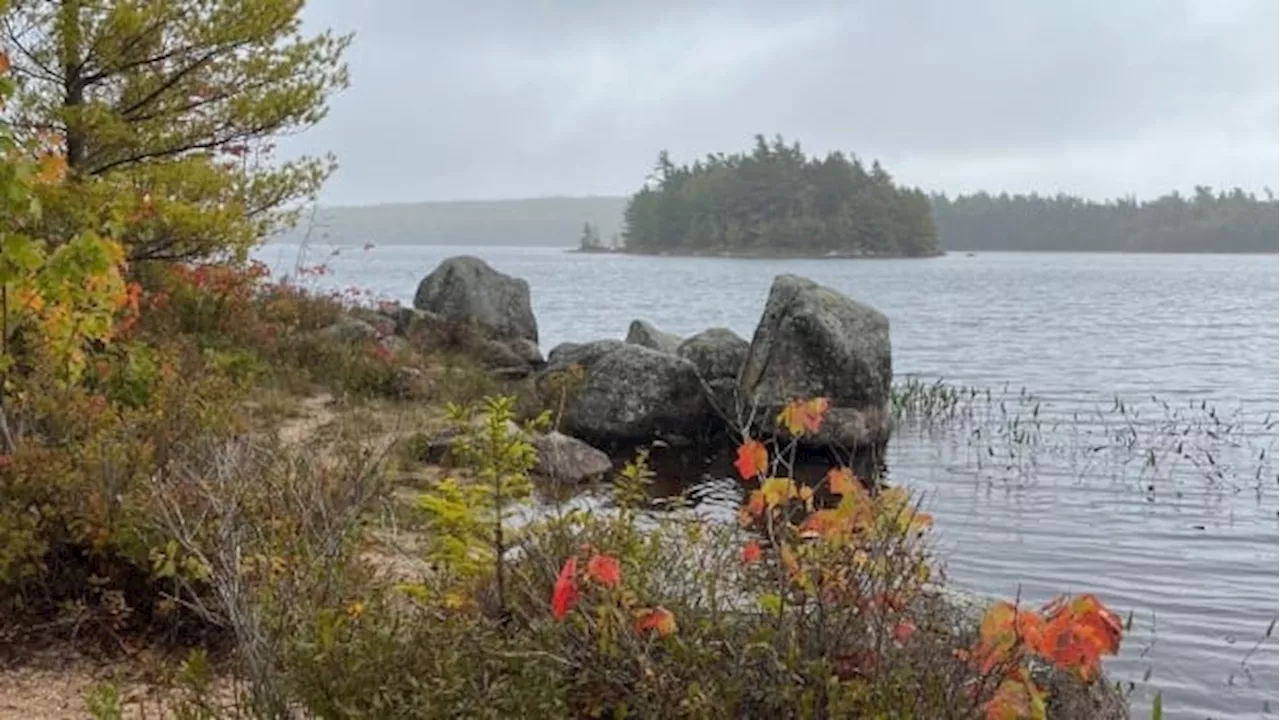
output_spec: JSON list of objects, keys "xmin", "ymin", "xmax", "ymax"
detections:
[{"xmin": 283, "ymin": 0, "xmax": 1280, "ymax": 207}]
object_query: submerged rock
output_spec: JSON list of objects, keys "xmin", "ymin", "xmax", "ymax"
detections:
[
  {"xmin": 739, "ymin": 274, "xmax": 893, "ymax": 450},
  {"xmin": 625, "ymin": 319, "xmax": 683, "ymax": 354}
]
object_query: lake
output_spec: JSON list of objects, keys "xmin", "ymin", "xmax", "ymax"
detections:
[{"xmin": 258, "ymin": 242, "xmax": 1279, "ymax": 720}]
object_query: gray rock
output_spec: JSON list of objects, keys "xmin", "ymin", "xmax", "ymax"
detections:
[
  {"xmin": 545, "ymin": 339, "xmax": 624, "ymax": 371},
  {"xmin": 678, "ymin": 328, "xmax": 748, "ymax": 381},
  {"xmin": 739, "ymin": 274, "xmax": 893, "ymax": 450},
  {"xmin": 476, "ymin": 339, "xmax": 528, "ymax": 370},
  {"xmin": 624, "ymin": 319, "xmax": 682, "ymax": 354},
  {"xmin": 316, "ymin": 316, "xmax": 379, "ymax": 344},
  {"xmin": 394, "ymin": 307, "xmax": 448, "ymax": 344},
  {"xmin": 507, "ymin": 338, "xmax": 546, "ymax": 368},
  {"xmin": 348, "ymin": 306, "xmax": 397, "ymax": 336},
  {"xmin": 563, "ymin": 344, "xmax": 709, "ymax": 443},
  {"xmin": 413, "ymin": 256, "xmax": 538, "ymax": 345},
  {"xmin": 531, "ymin": 431, "xmax": 613, "ymax": 484}
]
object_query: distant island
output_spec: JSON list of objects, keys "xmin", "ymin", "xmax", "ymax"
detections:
[{"xmin": 618, "ymin": 135, "xmax": 940, "ymax": 258}]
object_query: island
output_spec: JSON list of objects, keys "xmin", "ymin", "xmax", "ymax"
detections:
[{"xmin": 617, "ymin": 135, "xmax": 942, "ymax": 258}]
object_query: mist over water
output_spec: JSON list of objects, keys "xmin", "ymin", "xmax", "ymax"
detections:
[{"xmin": 259, "ymin": 242, "xmax": 1279, "ymax": 719}]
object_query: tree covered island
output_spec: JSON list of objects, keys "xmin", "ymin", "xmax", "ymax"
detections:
[{"xmin": 621, "ymin": 135, "xmax": 941, "ymax": 258}]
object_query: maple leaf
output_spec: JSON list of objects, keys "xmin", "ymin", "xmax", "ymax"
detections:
[
  {"xmin": 1035, "ymin": 593, "xmax": 1123, "ymax": 680},
  {"xmin": 760, "ymin": 477, "xmax": 796, "ymax": 509},
  {"xmin": 777, "ymin": 397, "xmax": 831, "ymax": 436},
  {"xmin": 973, "ymin": 601, "xmax": 1045, "ymax": 674},
  {"xmin": 740, "ymin": 540, "xmax": 762, "ymax": 565},
  {"xmin": 634, "ymin": 606, "xmax": 677, "ymax": 637},
  {"xmin": 585, "ymin": 554, "xmax": 621, "ymax": 587},
  {"xmin": 551, "ymin": 556, "xmax": 579, "ymax": 621},
  {"xmin": 734, "ymin": 440, "xmax": 768, "ymax": 479}
]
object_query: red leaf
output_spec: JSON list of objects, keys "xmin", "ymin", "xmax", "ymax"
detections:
[
  {"xmin": 894, "ymin": 620, "xmax": 917, "ymax": 645},
  {"xmin": 551, "ymin": 556, "xmax": 579, "ymax": 621},
  {"xmin": 634, "ymin": 606, "xmax": 677, "ymax": 637},
  {"xmin": 740, "ymin": 541, "xmax": 762, "ymax": 565},
  {"xmin": 734, "ymin": 440, "xmax": 768, "ymax": 480},
  {"xmin": 585, "ymin": 554, "xmax": 621, "ymax": 587}
]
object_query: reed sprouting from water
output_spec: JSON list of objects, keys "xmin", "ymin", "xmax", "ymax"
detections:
[{"xmin": 890, "ymin": 378, "xmax": 1279, "ymax": 495}]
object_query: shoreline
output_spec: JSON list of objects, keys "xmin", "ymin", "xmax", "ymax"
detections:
[{"xmin": 567, "ymin": 248, "xmax": 947, "ymax": 259}]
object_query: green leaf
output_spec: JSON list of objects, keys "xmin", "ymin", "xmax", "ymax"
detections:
[
  {"xmin": 757, "ymin": 593, "xmax": 783, "ymax": 616},
  {"xmin": 1150, "ymin": 692, "xmax": 1162, "ymax": 720}
]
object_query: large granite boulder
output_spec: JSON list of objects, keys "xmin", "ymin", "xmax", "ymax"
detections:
[
  {"xmin": 544, "ymin": 339, "xmax": 625, "ymax": 372},
  {"xmin": 412, "ymin": 256, "xmax": 543, "ymax": 370},
  {"xmin": 413, "ymin": 256, "xmax": 539, "ymax": 346},
  {"xmin": 678, "ymin": 328, "xmax": 748, "ymax": 381},
  {"xmin": 624, "ymin": 319, "xmax": 682, "ymax": 354},
  {"xmin": 532, "ymin": 431, "xmax": 613, "ymax": 484},
  {"xmin": 562, "ymin": 344, "xmax": 709, "ymax": 444},
  {"xmin": 739, "ymin": 275, "xmax": 893, "ymax": 450}
]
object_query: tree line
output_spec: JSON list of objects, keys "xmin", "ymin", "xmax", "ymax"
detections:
[
  {"xmin": 929, "ymin": 188, "xmax": 1277, "ymax": 253},
  {"xmin": 621, "ymin": 135, "xmax": 940, "ymax": 257}
]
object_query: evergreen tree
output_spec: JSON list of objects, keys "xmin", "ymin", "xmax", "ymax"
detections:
[{"xmin": 621, "ymin": 136, "xmax": 940, "ymax": 257}]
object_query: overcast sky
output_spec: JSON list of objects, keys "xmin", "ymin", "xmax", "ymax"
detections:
[{"xmin": 282, "ymin": 0, "xmax": 1279, "ymax": 206}]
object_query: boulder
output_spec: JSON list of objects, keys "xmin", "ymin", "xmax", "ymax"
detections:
[
  {"xmin": 677, "ymin": 328, "xmax": 748, "ymax": 381},
  {"xmin": 507, "ymin": 338, "xmax": 546, "ymax": 369},
  {"xmin": 531, "ymin": 432, "xmax": 613, "ymax": 484},
  {"xmin": 624, "ymin": 319, "xmax": 682, "ymax": 354},
  {"xmin": 413, "ymin": 256, "xmax": 539, "ymax": 345},
  {"xmin": 316, "ymin": 316, "xmax": 379, "ymax": 345},
  {"xmin": 739, "ymin": 275, "xmax": 893, "ymax": 450},
  {"xmin": 545, "ymin": 339, "xmax": 624, "ymax": 371},
  {"xmin": 348, "ymin": 306, "xmax": 397, "ymax": 336},
  {"xmin": 563, "ymin": 344, "xmax": 709, "ymax": 444},
  {"xmin": 394, "ymin": 307, "xmax": 448, "ymax": 344}
]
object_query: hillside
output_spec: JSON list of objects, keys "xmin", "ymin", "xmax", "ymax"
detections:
[
  {"xmin": 274, "ymin": 189, "xmax": 1277, "ymax": 254},
  {"xmin": 274, "ymin": 196, "xmax": 628, "ymax": 247}
]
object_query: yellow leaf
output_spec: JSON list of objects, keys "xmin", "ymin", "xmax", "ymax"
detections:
[{"xmin": 760, "ymin": 477, "xmax": 795, "ymax": 509}]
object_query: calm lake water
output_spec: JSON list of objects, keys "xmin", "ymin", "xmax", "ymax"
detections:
[{"xmin": 260, "ymin": 242, "xmax": 1279, "ymax": 720}]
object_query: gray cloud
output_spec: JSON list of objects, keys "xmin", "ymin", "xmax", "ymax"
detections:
[{"xmin": 281, "ymin": 0, "xmax": 1279, "ymax": 205}]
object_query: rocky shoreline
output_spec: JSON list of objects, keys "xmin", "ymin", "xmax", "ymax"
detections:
[{"xmin": 329, "ymin": 254, "xmax": 897, "ymax": 485}]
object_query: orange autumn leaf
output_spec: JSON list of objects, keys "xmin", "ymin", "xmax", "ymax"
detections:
[
  {"xmin": 777, "ymin": 397, "xmax": 831, "ymax": 436},
  {"xmin": 740, "ymin": 540, "xmax": 762, "ymax": 565},
  {"xmin": 634, "ymin": 606, "xmax": 677, "ymax": 637},
  {"xmin": 585, "ymin": 554, "xmax": 621, "ymax": 587},
  {"xmin": 734, "ymin": 440, "xmax": 768, "ymax": 479},
  {"xmin": 827, "ymin": 467, "xmax": 859, "ymax": 496},
  {"xmin": 973, "ymin": 601, "xmax": 1045, "ymax": 673},
  {"xmin": 1035, "ymin": 594, "xmax": 1123, "ymax": 680},
  {"xmin": 0, "ymin": 51, "xmax": 10, "ymax": 74},
  {"xmin": 551, "ymin": 556, "xmax": 579, "ymax": 621},
  {"xmin": 800, "ymin": 509, "xmax": 844, "ymax": 539}
]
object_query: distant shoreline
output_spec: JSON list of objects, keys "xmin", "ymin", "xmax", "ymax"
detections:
[{"xmin": 566, "ymin": 247, "xmax": 947, "ymax": 259}]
